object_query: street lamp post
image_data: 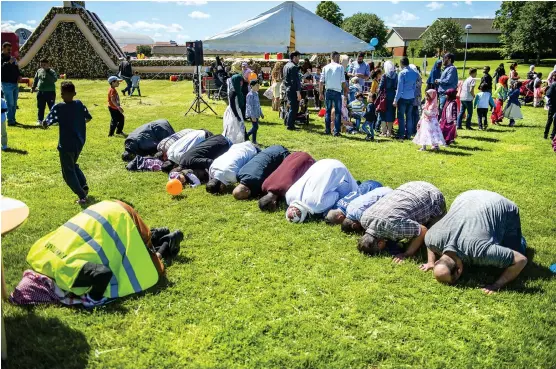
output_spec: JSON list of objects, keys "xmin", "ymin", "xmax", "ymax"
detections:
[
  {"xmin": 441, "ymin": 34, "xmax": 447, "ymax": 56},
  {"xmin": 462, "ymin": 24, "xmax": 472, "ymax": 78}
]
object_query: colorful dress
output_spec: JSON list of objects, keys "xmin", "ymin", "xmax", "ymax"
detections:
[
  {"xmin": 439, "ymin": 89, "xmax": 458, "ymax": 145},
  {"xmin": 413, "ymin": 90, "xmax": 446, "ymax": 147},
  {"xmin": 491, "ymin": 81, "xmax": 508, "ymax": 124}
]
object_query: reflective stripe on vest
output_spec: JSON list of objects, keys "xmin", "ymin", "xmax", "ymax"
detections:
[
  {"xmin": 82, "ymin": 208, "xmax": 142, "ymax": 294},
  {"xmin": 63, "ymin": 221, "xmax": 119, "ymax": 298}
]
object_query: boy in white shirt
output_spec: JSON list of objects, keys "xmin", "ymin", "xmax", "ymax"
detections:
[
  {"xmin": 473, "ymin": 83, "xmax": 495, "ymax": 130},
  {"xmin": 130, "ymin": 71, "xmax": 141, "ymax": 96},
  {"xmin": 457, "ymin": 68, "xmax": 477, "ymax": 129}
]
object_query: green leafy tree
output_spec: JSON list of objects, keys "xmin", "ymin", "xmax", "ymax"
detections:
[
  {"xmin": 315, "ymin": 1, "xmax": 344, "ymax": 28},
  {"xmin": 136, "ymin": 45, "xmax": 152, "ymax": 57},
  {"xmin": 494, "ymin": 1, "xmax": 556, "ymax": 63},
  {"xmin": 421, "ymin": 19, "xmax": 464, "ymax": 55},
  {"xmin": 341, "ymin": 13, "xmax": 387, "ymax": 49},
  {"xmin": 407, "ymin": 39, "xmax": 425, "ymax": 59}
]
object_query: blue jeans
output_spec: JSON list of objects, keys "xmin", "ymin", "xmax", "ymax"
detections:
[
  {"xmin": 247, "ymin": 119, "xmax": 259, "ymax": 143},
  {"xmin": 396, "ymin": 98, "xmax": 414, "ymax": 139},
  {"xmin": 1, "ymin": 82, "xmax": 19, "ymax": 124},
  {"xmin": 439, "ymin": 94, "xmax": 447, "ymax": 112},
  {"xmin": 362, "ymin": 120, "xmax": 375, "ymax": 138},
  {"xmin": 286, "ymin": 91, "xmax": 299, "ymax": 129},
  {"xmin": 352, "ymin": 113, "xmax": 364, "ymax": 130},
  {"xmin": 375, "ymin": 113, "xmax": 382, "ymax": 132},
  {"xmin": 457, "ymin": 100, "xmax": 473, "ymax": 128},
  {"xmin": 325, "ymin": 89, "xmax": 342, "ymax": 134},
  {"xmin": 122, "ymin": 77, "xmax": 132, "ymax": 94}
]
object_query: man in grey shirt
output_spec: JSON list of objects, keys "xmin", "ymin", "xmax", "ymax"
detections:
[
  {"xmin": 422, "ymin": 190, "xmax": 527, "ymax": 294},
  {"xmin": 358, "ymin": 181, "xmax": 446, "ymax": 262}
]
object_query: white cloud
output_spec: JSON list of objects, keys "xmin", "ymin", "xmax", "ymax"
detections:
[
  {"xmin": 27, "ymin": 20, "xmax": 36, "ymax": 25},
  {"xmin": 465, "ymin": 0, "xmax": 472, "ymax": 5},
  {"xmin": 472, "ymin": 15, "xmax": 492, "ymax": 19},
  {"xmin": 177, "ymin": 1, "xmax": 207, "ymax": 5},
  {"xmin": 391, "ymin": 0, "xmax": 400, "ymax": 4},
  {"xmin": 105, "ymin": 20, "xmax": 183, "ymax": 33},
  {"xmin": 426, "ymin": 1, "xmax": 444, "ymax": 11},
  {"xmin": 384, "ymin": 11, "xmax": 419, "ymax": 27},
  {"xmin": 0, "ymin": 21, "xmax": 36, "ymax": 32},
  {"xmin": 175, "ymin": 34, "xmax": 191, "ymax": 40},
  {"xmin": 452, "ymin": 2, "xmax": 459, "ymax": 7},
  {"xmin": 153, "ymin": 32, "xmax": 163, "ymax": 38},
  {"xmin": 188, "ymin": 11, "xmax": 210, "ymax": 19}
]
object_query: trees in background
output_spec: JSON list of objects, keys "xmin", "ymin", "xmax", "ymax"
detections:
[
  {"xmin": 341, "ymin": 13, "xmax": 387, "ymax": 50},
  {"xmin": 136, "ymin": 45, "xmax": 152, "ymax": 57},
  {"xmin": 420, "ymin": 19, "xmax": 464, "ymax": 55},
  {"xmin": 315, "ymin": 1, "xmax": 344, "ymax": 28},
  {"xmin": 494, "ymin": 1, "xmax": 556, "ymax": 63}
]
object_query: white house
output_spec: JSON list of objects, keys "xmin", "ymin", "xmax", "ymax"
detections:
[{"xmin": 385, "ymin": 27, "xmax": 428, "ymax": 56}]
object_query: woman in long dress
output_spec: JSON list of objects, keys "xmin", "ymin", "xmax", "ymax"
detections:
[
  {"xmin": 223, "ymin": 74, "xmax": 246, "ymax": 144},
  {"xmin": 378, "ymin": 61, "xmax": 397, "ymax": 137},
  {"xmin": 439, "ymin": 88, "xmax": 458, "ymax": 145},
  {"xmin": 270, "ymin": 62, "xmax": 285, "ymax": 111},
  {"xmin": 413, "ymin": 89, "xmax": 446, "ymax": 151}
]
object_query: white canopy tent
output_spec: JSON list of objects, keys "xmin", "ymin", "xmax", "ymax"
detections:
[{"xmin": 203, "ymin": 1, "xmax": 373, "ymax": 54}]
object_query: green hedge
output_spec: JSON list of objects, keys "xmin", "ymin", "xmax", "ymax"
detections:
[{"xmin": 454, "ymin": 48, "xmax": 504, "ymax": 60}]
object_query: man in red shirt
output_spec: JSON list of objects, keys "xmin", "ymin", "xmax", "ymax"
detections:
[{"xmin": 258, "ymin": 151, "xmax": 315, "ymax": 211}]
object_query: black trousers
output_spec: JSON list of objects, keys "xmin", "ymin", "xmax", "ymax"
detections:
[
  {"xmin": 108, "ymin": 107, "xmax": 125, "ymax": 136},
  {"xmin": 545, "ymin": 105, "xmax": 556, "ymax": 139},
  {"xmin": 477, "ymin": 108, "xmax": 489, "ymax": 129},
  {"xmin": 74, "ymin": 262, "xmax": 113, "ymax": 301},
  {"xmin": 59, "ymin": 150, "xmax": 87, "ymax": 199},
  {"xmin": 37, "ymin": 91, "xmax": 56, "ymax": 121}
]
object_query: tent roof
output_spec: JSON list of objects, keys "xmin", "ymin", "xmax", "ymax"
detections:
[{"xmin": 204, "ymin": 1, "xmax": 372, "ymax": 54}]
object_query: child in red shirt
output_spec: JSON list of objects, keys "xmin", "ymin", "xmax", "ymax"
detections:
[{"xmin": 107, "ymin": 76, "xmax": 125, "ymax": 137}]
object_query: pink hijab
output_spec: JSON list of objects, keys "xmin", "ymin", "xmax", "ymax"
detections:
[{"xmin": 424, "ymin": 89, "xmax": 438, "ymax": 115}]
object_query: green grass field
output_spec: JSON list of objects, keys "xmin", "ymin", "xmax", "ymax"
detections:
[{"xmin": 2, "ymin": 75, "xmax": 555, "ymax": 369}]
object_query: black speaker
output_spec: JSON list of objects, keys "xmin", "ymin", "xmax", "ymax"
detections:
[{"xmin": 186, "ymin": 41, "xmax": 204, "ymax": 66}]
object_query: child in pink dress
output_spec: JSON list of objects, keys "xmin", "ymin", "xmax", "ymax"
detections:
[{"xmin": 413, "ymin": 89, "xmax": 446, "ymax": 151}]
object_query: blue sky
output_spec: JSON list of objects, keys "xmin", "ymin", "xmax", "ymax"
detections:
[{"xmin": 1, "ymin": 0, "xmax": 502, "ymax": 43}]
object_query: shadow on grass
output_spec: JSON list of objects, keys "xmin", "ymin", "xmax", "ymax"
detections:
[
  {"xmin": 465, "ymin": 136, "xmax": 501, "ymax": 143},
  {"xmin": 79, "ymin": 195, "xmax": 100, "ymax": 208},
  {"xmin": 5, "ymin": 313, "xmax": 90, "ymax": 369},
  {"xmin": 12, "ymin": 123, "xmax": 42, "ymax": 130},
  {"xmin": 2, "ymin": 147, "xmax": 28, "ymax": 155},
  {"xmin": 433, "ymin": 149, "xmax": 472, "ymax": 157},
  {"xmin": 449, "ymin": 144, "xmax": 489, "ymax": 152}
]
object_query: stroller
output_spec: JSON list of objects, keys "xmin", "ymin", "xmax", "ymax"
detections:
[
  {"xmin": 280, "ymin": 87, "xmax": 310, "ymax": 126},
  {"xmin": 519, "ymin": 79, "xmax": 544, "ymax": 107},
  {"xmin": 213, "ymin": 70, "xmax": 229, "ymax": 101}
]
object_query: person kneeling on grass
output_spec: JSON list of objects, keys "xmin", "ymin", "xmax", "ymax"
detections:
[
  {"xmin": 422, "ymin": 190, "xmax": 527, "ymax": 295},
  {"xmin": 206, "ymin": 141, "xmax": 258, "ymax": 194},
  {"xmin": 341, "ymin": 186, "xmax": 393, "ymax": 233},
  {"xmin": 325, "ymin": 180, "xmax": 383, "ymax": 225},
  {"xmin": 15, "ymin": 200, "xmax": 183, "ymax": 306},
  {"xmin": 258, "ymin": 151, "xmax": 315, "ymax": 212},
  {"xmin": 358, "ymin": 181, "xmax": 446, "ymax": 263},
  {"xmin": 233, "ymin": 145, "xmax": 289, "ymax": 200},
  {"xmin": 42, "ymin": 81, "xmax": 92, "ymax": 205},
  {"xmin": 285, "ymin": 159, "xmax": 358, "ymax": 223},
  {"xmin": 179, "ymin": 134, "xmax": 231, "ymax": 173}
]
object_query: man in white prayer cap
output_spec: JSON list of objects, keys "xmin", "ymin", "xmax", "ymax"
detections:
[{"xmin": 285, "ymin": 159, "xmax": 358, "ymax": 223}]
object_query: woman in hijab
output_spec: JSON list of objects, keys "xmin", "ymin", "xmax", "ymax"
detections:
[
  {"xmin": 378, "ymin": 61, "xmax": 397, "ymax": 137},
  {"xmin": 493, "ymin": 63, "xmax": 506, "ymax": 85},
  {"xmin": 223, "ymin": 74, "xmax": 246, "ymax": 144},
  {"xmin": 427, "ymin": 60, "xmax": 442, "ymax": 90},
  {"xmin": 439, "ymin": 88, "xmax": 458, "ymax": 145},
  {"xmin": 410, "ymin": 64, "xmax": 422, "ymax": 137},
  {"xmin": 527, "ymin": 65, "xmax": 536, "ymax": 81},
  {"xmin": 547, "ymin": 65, "xmax": 556, "ymax": 84},
  {"xmin": 491, "ymin": 75, "xmax": 509, "ymax": 125}
]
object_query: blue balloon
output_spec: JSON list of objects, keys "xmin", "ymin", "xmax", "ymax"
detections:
[{"xmin": 370, "ymin": 38, "xmax": 379, "ymax": 47}]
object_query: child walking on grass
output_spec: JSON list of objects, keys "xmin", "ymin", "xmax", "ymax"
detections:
[
  {"xmin": 413, "ymin": 89, "xmax": 445, "ymax": 151},
  {"xmin": 107, "ymin": 76, "xmax": 126, "ymax": 137},
  {"xmin": 246, "ymin": 80, "xmax": 264, "ymax": 145},
  {"xmin": 362, "ymin": 93, "xmax": 377, "ymax": 141},
  {"xmin": 504, "ymin": 81, "xmax": 523, "ymax": 127},
  {"xmin": 42, "ymin": 81, "xmax": 92, "ymax": 204},
  {"xmin": 130, "ymin": 71, "xmax": 141, "ymax": 97},
  {"xmin": 474, "ymin": 83, "xmax": 495, "ymax": 130}
]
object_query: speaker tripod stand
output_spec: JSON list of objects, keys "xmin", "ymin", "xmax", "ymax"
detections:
[{"xmin": 185, "ymin": 66, "xmax": 217, "ymax": 117}]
